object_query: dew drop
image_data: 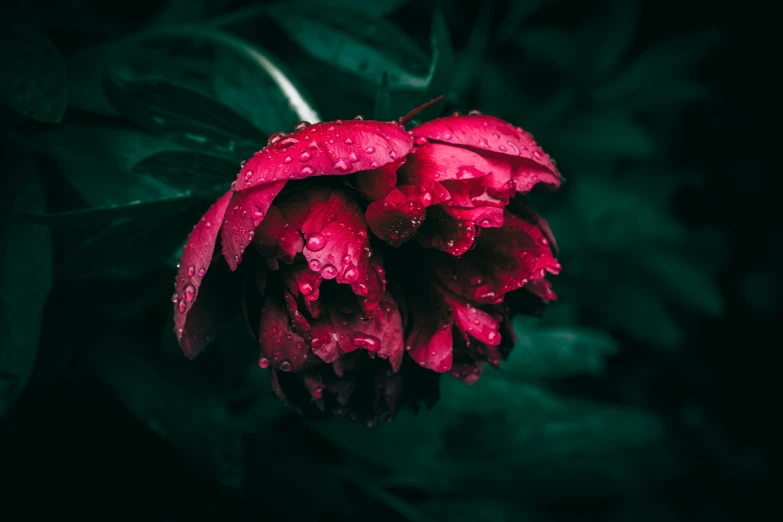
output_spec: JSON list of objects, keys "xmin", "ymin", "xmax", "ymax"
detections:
[
  {"xmin": 299, "ymin": 151, "xmax": 311, "ymax": 161},
  {"xmin": 258, "ymin": 357, "xmax": 270, "ymax": 368},
  {"xmin": 171, "ymin": 293, "xmax": 179, "ymax": 303},
  {"xmin": 306, "ymin": 233, "xmax": 326, "ymax": 251},
  {"xmin": 197, "ymin": 268, "xmax": 206, "ymax": 277},
  {"xmin": 283, "ymin": 156, "xmax": 292, "ymax": 164},
  {"xmin": 333, "ymin": 159, "xmax": 351, "ymax": 172},
  {"xmin": 389, "ymin": 151, "xmax": 398, "ymax": 160},
  {"xmin": 414, "ymin": 137, "xmax": 428, "ymax": 146},
  {"xmin": 300, "ymin": 281, "xmax": 313, "ymax": 296},
  {"xmin": 187, "ymin": 266, "xmax": 195, "ymax": 276},
  {"xmin": 343, "ymin": 265, "xmax": 359, "ymax": 282},
  {"xmin": 320, "ymin": 264, "xmax": 338, "ymax": 279},
  {"xmin": 354, "ymin": 114, "xmax": 364, "ymax": 120},
  {"xmin": 279, "ymin": 360, "xmax": 292, "ymax": 372},
  {"xmin": 370, "ymin": 161, "xmax": 380, "ymax": 168},
  {"xmin": 344, "ymin": 138, "xmax": 353, "ymax": 145},
  {"xmin": 365, "ymin": 146, "xmax": 375, "ymax": 154},
  {"xmin": 183, "ymin": 284, "xmax": 196, "ymax": 301},
  {"xmin": 276, "ymin": 137, "xmax": 299, "ymax": 149},
  {"xmin": 349, "ymin": 152, "xmax": 358, "ymax": 162},
  {"xmin": 301, "ymin": 165, "xmax": 315, "ymax": 176},
  {"xmin": 443, "ymin": 133, "xmax": 452, "ymax": 140},
  {"xmin": 294, "ymin": 121, "xmax": 310, "ymax": 131},
  {"xmin": 268, "ymin": 132, "xmax": 285, "ymax": 145},
  {"xmin": 350, "ymin": 332, "xmax": 380, "ymax": 352},
  {"xmin": 307, "ymin": 140, "xmax": 318, "ymax": 150},
  {"xmin": 468, "ymin": 110, "xmax": 482, "ymax": 116},
  {"xmin": 178, "ymin": 299, "xmax": 186, "ymax": 313},
  {"xmin": 308, "ymin": 259, "xmax": 321, "ymax": 271}
]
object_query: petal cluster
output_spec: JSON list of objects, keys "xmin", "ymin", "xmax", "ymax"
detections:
[{"xmin": 171, "ymin": 112, "xmax": 561, "ymax": 423}]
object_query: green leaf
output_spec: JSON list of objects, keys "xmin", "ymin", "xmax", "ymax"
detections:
[
  {"xmin": 553, "ymin": 111, "xmax": 656, "ymax": 159},
  {"xmin": 418, "ymin": 9, "xmax": 455, "ymax": 108},
  {"xmin": 594, "ymin": 29, "xmax": 720, "ymax": 104},
  {"xmin": 268, "ymin": 6, "xmax": 430, "ymax": 90},
  {"xmin": 514, "ymin": 28, "xmax": 576, "ymax": 72},
  {"xmin": 276, "ymin": 0, "xmax": 412, "ymax": 17},
  {"xmin": 452, "ymin": 2, "xmax": 493, "ymax": 100},
  {"xmin": 132, "ymin": 151, "xmax": 238, "ymax": 195},
  {"xmin": 71, "ymin": 27, "xmax": 319, "ymax": 140},
  {"xmin": 508, "ymin": 316, "xmax": 619, "ymax": 379},
  {"xmin": 0, "ymin": 20, "xmax": 67, "ymax": 122},
  {"xmin": 635, "ymin": 249, "xmax": 725, "ymax": 317},
  {"xmin": 84, "ymin": 336, "xmax": 243, "ymax": 488},
  {"xmin": 60, "ymin": 200, "xmax": 202, "ymax": 280},
  {"xmin": 497, "ymin": 0, "xmax": 553, "ymax": 42},
  {"xmin": 28, "ymin": 126, "xmax": 188, "ymax": 207},
  {"xmin": 315, "ymin": 376, "xmax": 669, "ymax": 496},
  {"xmin": 591, "ymin": 0, "xmax": 640, "ymax": 76},
  {"xmin": 0, "ymin": 151, "xmax": 53, "ymax": 419},
  {"xmin": 373, "ymin": 72, "xmax": 392, "ymax": 121}
]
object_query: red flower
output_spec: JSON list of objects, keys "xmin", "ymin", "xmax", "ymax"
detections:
[{"xmin": 172, "ymin": 111, "xmax": 561, "ymax": 423}]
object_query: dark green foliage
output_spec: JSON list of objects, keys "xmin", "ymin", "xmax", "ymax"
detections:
[{"xmin": 0, "ymin": 1, "xmax": 762, "ymax": 521}]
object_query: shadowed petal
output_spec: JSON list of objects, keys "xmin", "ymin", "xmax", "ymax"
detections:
[
  {"xmin": 365, "ymin": 186, "xmax": 425, "ymax": 247},
  {"xmin": 356, "ymin": 157, "xmax": 406, "ymax": 200},
  {"xmin": 173, "ymin": 190, "xmax": 233, "ymax": 356},
  {"xmin": 252, "ymin": 204, "xmax": 305, "ymax": 264},
  {"xmin": 417, "ymin": 206, "xmax": 476, "ymax": 256},
  {"xmin": 235, "ymin": 120, "xmax": 413, "ymax": 190},
  {"xmin": 436, "ymin": 208, "xmax": 561, "ymax": 304},
  {"xmin": 221, "ymin": 181, "xmax": 286, "ymax": 270},
  {"xmin": 442, "ymin": 292, "xmax": 502, "ymax": 347},
  {"xmin": 258, "ymin": 292, "xmax": 321, "ymax": 372},
  {"xmin": 406, "ymin": 297, "xmax": 453, "ymax": 372}
]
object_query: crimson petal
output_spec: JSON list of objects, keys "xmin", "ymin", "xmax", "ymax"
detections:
[
  {"xmin": 356, "ymin": 157, "xmax": 406, "ymax": 200},
  {"xmin": 258, "ymin": 293, "xmax": 320, "ymax": 372},
  {"xmin": 406, "ymin": 297, "xmax": 453, "ymax": 372},
  {"xmin": 221, "ymin": 181, "xmax": 286, "ymax": 270},
  {"xmin": 173, "ymin": 190, "xmax": 233, "ymax": 356},
  {"xmin": 442, "ymin": 292, "xmax": 502, "ymax": 347},
  {"xmin": 417, "ymin": 206, "xmax": 476, "ymax": 256},
  {"xmin": 252, "ymin": 204, "xmax": 304, "ymax": 264},
  {"xmin": 412, "ymin": 115, "xmax": 559, "ymax": 180},
  {"xmin": 235, "ymin": 120, "xmax": 413, "ymax": 190},
  {"xmin": 437, "ymin": 209, "xmax": 561, "ymax": 304},
  {"xmin": 365, "ymin": 186, "xmax": 426, "ymax": 247}
]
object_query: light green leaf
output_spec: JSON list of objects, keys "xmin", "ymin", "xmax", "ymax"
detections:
[
  {"xmin": 0, "ymin": 151, "xmax": 53, "ymax": 419},
  {"xmin": 509, "ymin": 316, "xmax": 619, "ymax": 379},
  {"xmin": 553, "ymin": 111, "xmax": 656, "ymax": 159},
  {"xmin": 269, "ymin": 6, "xmax": 430, "ymax": 89},
  {"xmin": 0, "ymin": 20, "xmax": 67, "ymax": 122}
]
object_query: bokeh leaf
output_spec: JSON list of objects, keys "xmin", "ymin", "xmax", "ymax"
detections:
[
  {"xmin": 0, "ymin": 150, "xmax": 53, "ymax": 419},
  {"xmin": 268, "ymin": 5, "xmax": 430, "ymax": 90},
  {"xmin": 0, "ymin": 19, "xmax": 67, "ymax": 122}
]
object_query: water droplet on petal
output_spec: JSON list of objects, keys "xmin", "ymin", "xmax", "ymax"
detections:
[
  {"xmin": 344, "ymin": 138, "xmax": 353, "ymax": 145},
  {"xmin": 443, "ymin": 133, "xmax": 452, "ymax": 140},
  {"xmin": 343, "ymin": 265, "xmax": 359, "ymax": 282},
  {"xmin": 333, "ymin": 159, "xmax": 351, "ymax": 172},
  {"xmin": 365, "ymin": 146, "xmax": 375, "ymax": 154},
  {"xmin": 171, "ymin": 293, "xmax": 179, "ymax": 303},
  {"xmin": 468, "ymin": 110, "xmax": 482, "ymax": 116},
  {"xmin": 320, "ymin": 264, "xmax": 338, "ymax": 279},
  {"xmin": 300, "ymin": 282, "xmax": 313, "ymax": 296},
  {"xmin": 350, "ymin": 332, "xmax": 380, "ymax": 352},
  {"xmin": 276, "ymin": 137, "xmax": 299, "ymax": 149},
  {"xmin": 178, "ymin": 299, "xmax": 186, "ymax": 313},
  {"xmin": 299, "ymin": 151, "xmax": 311, "ymax": 161},
  {"xmin": 301, "ymin": 165, "xmax": 315, "ymax": 176},
  {"xmin": 258, "ymin": 357, "xmax": 270, "ymax": 368},
  {"xmin": 308, "ymin": 259, "xmax": 321, "ymax": 271},
  {"xmin": 389, "ymin": 151, "xmax": 398, "ymax": 160},
  {"xmin": 307, "ymin": 140, "xmax": 318, "ymax": 150},
  {"xmin": 354, "ymin": 114, "xmax": 364, "ymax": 120},
  {"xmin": 349, "ymin": 152, "xmax": 358, "ymax": 162},
  {"xmin": 268, "ymin": 132, "xmax": 285, "ymax": 145},
  {"xmin": 306, "ymin": 233, "xmax": 326, "ymax": 251},
  {"xmin": 294, "ymin": 121, "xmax": 310, "ymax": 131},
  {"xmin": 187, "ymin": 266, "xmax": 195, "ymax": 276},
  {"xmin": 279, "ymin": 360, "xmax": 292, "ymax": 372},
  {"xmin": 283, "ymin": 156, "xmax": 292, "ymax": 164},
  {"xmin": 183, "ymin": 284, "xmax": 196, "ymax": 301},
  {"xmin": 370, "ymin": 161, "xmax": 380, "ymax": 168},
  {"xmin": 197, "ymin": 268, "xmax": 206, "ymax": 277}
]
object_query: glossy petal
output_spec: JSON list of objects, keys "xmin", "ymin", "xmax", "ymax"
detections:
[
  {"xmin": 356, "ymin": 157, "xmax": 405, "ymax": 200},
  {"xmin": 436, "ymin": 209, "xmax": 561, "ymax": 304},
  {"xmin": 173, "ymin": 190, "xmax": 233, "ymax": 356},
  {"xmin": 406, "ymin": 297, "xmax": 453, "ymax": 372},
  {"xmin": 443, "ymin": 292, "xmax": 502, "ymax": 347},
  {"xmin": 221, "ymin": 181, "xmax": 286, "ymax": 270},
  {"xmin": 279, "ymin": 189, "xmax": 373, "ymax": 303},
  {"xmin": 412, "ymin": 115, "xmax": 560, "ymax": 184},
  {"xmin": 449, "ymin": 359, "xmax": 483, "ymax": 384},
  {"xmin": 442, "ymin": 206, "xmax": 505, "ymax": 228},
  {"xmin": 417, "ymin": 206, "xmax": 476, "ymax": 256},
  {"xmin": 365, "ymin": 186, "xmax": 425, "ymax": 247},
  {"xmin": 524, "ymin": 278, "xmax": 558, "ymax": 302},
  {"xmin": 259, "ymin": 293, "xmax": 320, "ymax": 372},
  {"xmin": 235, "ymin": 120, "xmax": 413, "ymax": 190},
  {"xmin": 252, "ymin": 204, "xmax": 305, "ymax": 264}
]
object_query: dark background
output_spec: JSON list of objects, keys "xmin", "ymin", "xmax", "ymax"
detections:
[{"xmin": 0, "ymin": 0, "xmax": 778, "ymax": 521}]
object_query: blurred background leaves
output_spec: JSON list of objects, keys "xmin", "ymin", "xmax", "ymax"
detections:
[{"xmin": 0, "ymin": 0, "xmax": 776, "ymax": 521}]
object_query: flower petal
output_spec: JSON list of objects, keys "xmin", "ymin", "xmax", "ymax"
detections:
[
  {"xmin": 449, "ymin": 359, "xmax": 483, "ymax": 385},
  {"xmin": 524, "ymin": 278, "xmax": 558, "ymax": 302},
  {"xmin": 173, "ymin": 190, "xmax": 233, "ymax": 356},
  {"xmin": 436, "ymin": 209, "xmax": 561, "ymax": 304},
  {"xmin": 417, "ymin": 206, "xmax": 476, "ymax": 256},
  {"xmin": 442, "ymin": 205, "xmax": 505, "ymax": 228},
  {"xmin": 221, "ymin": 181, "xmax": 286, "ymax": 270},
  {"xmin": 365, "ymin": 186, "xmax": 426, "ymax": 247},
  {"xmin": 235, "ymin": 120, "xmax": 413, "ymax": 190},
  {"xmin": 442, "ymin": 292, "xmax": 502, "ymax": 347},
  {"xmin": 402, "ymin": 142, "xmax": 494, "ymax": 186},
  {"xmin": 405, "ymin": 297, "xmax": 453, "ymax": 372},
  {"xmin": 251, "ymin": 204, "xmax": 305, "ymax": 264},
  {"xmin": 356, "ymin": 157, "xmax": 406, "ymax": 200},
  {"xmin": 279, "ymin": 189, "xmax": 373, "ymax": 303},
  {"xmin": 258, "ymin": 292, "xmax": 320, "ymax": 372},
  {"xmin": 412, "ymin": 114, "xmax": 559, "ymax": 180}
]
